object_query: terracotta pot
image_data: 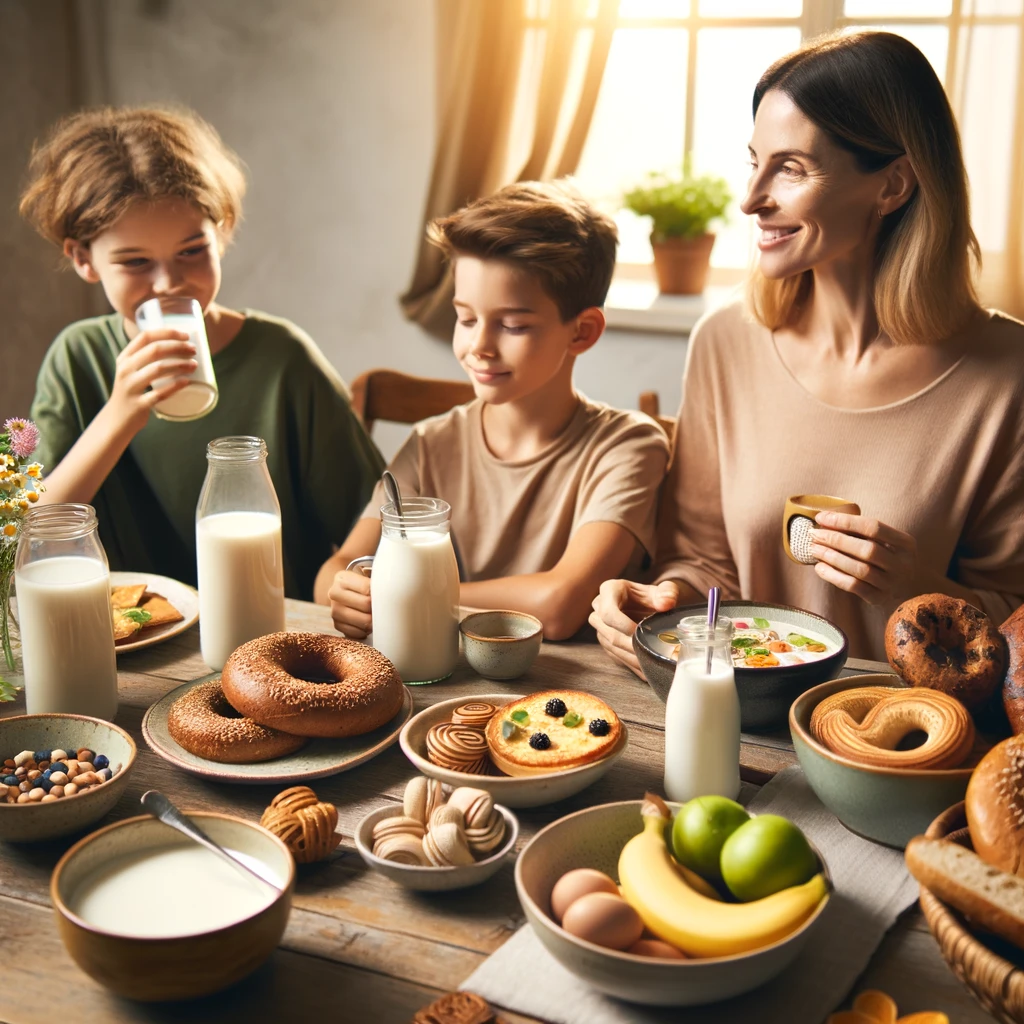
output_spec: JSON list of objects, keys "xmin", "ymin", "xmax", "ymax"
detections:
[{"xmin": 651, "ymin": 233, "xmax": 716, "ymax": 295}]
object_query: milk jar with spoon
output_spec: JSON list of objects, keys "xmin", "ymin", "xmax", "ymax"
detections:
[
  {"xmin": 663, "ymin": 611, "xmax": 741, "ymax": 803},
  {"xmin": 135, "ymin": 296, "xmax": 218, "ymax": 421},
  {"xmin": 371, "ymin": 497, "xmax": 460, "ymax": 684},
  {"xmin": 196, "ymin": 436, "xmax": 285, "ymax": 670},
  {"xmin": 14, "ymin": 503, "xmax": 118, "ymax": 719}
]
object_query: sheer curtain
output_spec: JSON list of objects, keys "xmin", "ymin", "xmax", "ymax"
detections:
[
  {"xmin": 401, "ymin": 0, "xmax": 618, "ymax": 338},
  {"xmin": 952, "ymin": 5, "xmax": 1024, "ymax": 318}
]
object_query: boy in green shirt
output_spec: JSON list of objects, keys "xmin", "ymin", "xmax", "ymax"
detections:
[{"xmin": 21, "ymin": 107, "xmax": 383, "ymax": 598}]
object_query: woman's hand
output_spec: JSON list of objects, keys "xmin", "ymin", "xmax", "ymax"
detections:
[
  {"xmin": 589, "ymin": 579, "xmax": 680, "ymax": 677},
  {"xmin": 328, "ymin": 569, "xmax": 373, "ymax": 639},
  {"xmin": 809, "ymin": 511, "xmax": 917, "ymax": 607},
  {"xmin": 108, "ymin": 328, "xmax": 196, "ymax": 435}
]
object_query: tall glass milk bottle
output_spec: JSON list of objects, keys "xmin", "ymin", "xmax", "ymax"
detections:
[
  {"xmin": 196, "ymin": 436, "xmax": 285, "ymax": 670},
  {"xmin": 14, "ymin": 503, "xmax": 118, "ymax": 719},
  {"xmin": 371, "ymin": 498, "xmax": 459, "ymax": 683},
  {"xmin": 663, "ymin": 616, "xmax": 740, "ymax": 803}
]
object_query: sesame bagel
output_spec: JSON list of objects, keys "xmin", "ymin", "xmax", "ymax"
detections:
[
  {"xmin": 168, "ymin": 680, "xmax": 307, "ymax": 763},
  {"xmin": 221, "ymin": 632, "xmax": 405, "ymax": 738}
]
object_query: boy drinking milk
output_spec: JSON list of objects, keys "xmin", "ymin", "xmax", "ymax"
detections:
[
  {"xmin": 316, "ymin": 180, "xmax": 670, "ymax": 640},
  {"xmin": 21, "ymin": 106, "xmax": 383, "ymax": 599}
]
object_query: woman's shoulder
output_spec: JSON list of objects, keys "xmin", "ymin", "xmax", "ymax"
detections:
[
  {"xmin": 961, "ymin": 310, "xmax": 1024, "ymax": 391},
  {"xmin": 686, "ymin": 298, "xmax": 768, "ymax": 369}
]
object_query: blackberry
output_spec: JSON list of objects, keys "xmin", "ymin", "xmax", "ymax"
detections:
[
  {"xmin": 544, "ymin": 698, "xmax": 567, "ymax": 718},
  {"xmin": 529, "ymin": 732, "xmax": 551, "ymax": 750},
  {"xmin": 589, "ymin": 718, "xmax": 611, "ymax": 737}
]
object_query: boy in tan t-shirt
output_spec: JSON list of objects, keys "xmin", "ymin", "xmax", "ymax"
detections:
[{"xmin": 314, "ymin": 181, "xmax": 669, "ymax": 640}]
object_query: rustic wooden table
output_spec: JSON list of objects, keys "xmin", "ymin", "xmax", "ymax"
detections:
[{"xmin": 0, "ymin": 600, "xmax": 995, "ymax": 1023}]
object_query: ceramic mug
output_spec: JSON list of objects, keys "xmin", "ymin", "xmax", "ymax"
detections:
[{"xmin": 782, "ymin": 494, "xmax": 861, "ymax": 565}]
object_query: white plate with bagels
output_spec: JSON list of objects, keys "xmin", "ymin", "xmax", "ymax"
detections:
[
  {"xmin": 142, "ymin": 632, "xmax": 415, "ymax": 783},
  {"xmin": 399, "ymin": 690, "xmax": 629, "ymax": 809},
  {"xmin": 110, "ymin": 571, "xmax": 198, "ymax": 653}
]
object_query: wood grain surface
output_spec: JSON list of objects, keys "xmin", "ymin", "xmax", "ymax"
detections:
[{"xmin": 0, "ymin": 601, "xmax": 992, "ymax": 1023}]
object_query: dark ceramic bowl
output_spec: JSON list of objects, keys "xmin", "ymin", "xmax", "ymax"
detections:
[
  {"xmin": 633, "ymin": 601, "xmax": 848, "ymax": 732},
  {"xmin": 790, "ymin": 675, "xmax": 973, "ymax": 849}
]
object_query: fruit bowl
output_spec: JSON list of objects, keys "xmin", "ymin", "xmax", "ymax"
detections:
[
  {"xmin": 515, "ymin": 800, "xmax": 831, "ymax": 1006},
  {"xmin": 634, "ymin": 601, "xmax": 847, "ymax": 732}
]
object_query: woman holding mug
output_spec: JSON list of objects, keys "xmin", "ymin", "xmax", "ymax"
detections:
[{"xmin": 592, "ymin": 31, "xmax": 1024, "ymax": 668}]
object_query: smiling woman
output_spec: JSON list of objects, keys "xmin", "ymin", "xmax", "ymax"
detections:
[{"xmin": 590, "ymin": 31, "xmax": 1024, "ymax": 668}]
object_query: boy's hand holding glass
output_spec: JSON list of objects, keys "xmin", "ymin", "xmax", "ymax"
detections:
[
  {"xmin": 328, "ymin": 565, "xmax": 373, "ymax": 639},
  {"xmin": 808, "ymin": 510, "xmax": 918, "ymax": 607},
  {"xmin": 109, "ymin": 328, "xmax": 197, "ymax": 433}
]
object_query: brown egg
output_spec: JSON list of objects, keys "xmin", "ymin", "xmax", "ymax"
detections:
[
  {"xmin": 561, "ymin": 892, "xmax": 644, "ymax": 951},
  {"xmin": 627, "ymin": 938, "xmax": 687, "ymax": 959},
  {"xmin": 550, "ymin": 868, "xmax": 620, "ymax": 923}
]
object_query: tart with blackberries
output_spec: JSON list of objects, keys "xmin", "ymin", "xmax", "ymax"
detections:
[{"xmin": 485, "ymin": 690, "xmax": 622, "ymax": 776}]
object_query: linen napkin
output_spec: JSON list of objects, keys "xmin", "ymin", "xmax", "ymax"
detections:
[{"xmin": 460, "ymin": 766, "xmax": 920, "ymax": 1024}]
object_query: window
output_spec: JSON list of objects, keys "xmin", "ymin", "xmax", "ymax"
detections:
[{"xmin": 551, "ymin": 0, "xmax": 1024, "ymax": 284}]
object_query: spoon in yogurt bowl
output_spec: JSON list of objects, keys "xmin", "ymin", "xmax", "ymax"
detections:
[{"xmin": 140, "ymin": 790, "xmax": 280, "ymax": 893}]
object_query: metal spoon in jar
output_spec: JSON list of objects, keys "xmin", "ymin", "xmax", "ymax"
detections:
[
  {"xmin": 382, "ymin": 469, "xmax": 406, "ymax": 538},
  {"xmin": 140, "ymin": 790, "xmax": 279, "ymax": 893}
]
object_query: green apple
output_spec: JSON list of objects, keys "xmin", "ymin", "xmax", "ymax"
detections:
[
  {"xmin": 671, "ymin": 796, "xmax": 750, "ymax": 882},
  {"xmin": 719, "ymin": 814, "xmax": 817, "ymax": 901}
]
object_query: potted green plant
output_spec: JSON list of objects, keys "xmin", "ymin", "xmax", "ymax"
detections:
[{"xmin": 623, "ymin": 160, "xmax": 731, "ymax": 295}]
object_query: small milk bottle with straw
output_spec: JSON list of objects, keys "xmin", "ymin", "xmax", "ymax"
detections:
[{"xmin": 663, "ymin": 587, "xmax": 741, "ymax": 802}]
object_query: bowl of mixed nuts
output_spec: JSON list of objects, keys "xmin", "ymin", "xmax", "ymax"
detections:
[{"xmin": 0, "ymin": 713, "xmax": 136, "ymax": 842}]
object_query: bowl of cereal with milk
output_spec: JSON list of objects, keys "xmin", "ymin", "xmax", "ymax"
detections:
[{"xmin": 634, "ymin": 601, "xmax": 847, "ymax": 732}]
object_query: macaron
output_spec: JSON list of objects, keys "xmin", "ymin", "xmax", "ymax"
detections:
[
  {"xmin": 374, "ymin": 832, "xmax": 428, "ymax": 865},
  {"xmin": 447, "ymin": 787, "xmax": 494, "ymax": 828},
  {"xmin": 423, "ymin": 821, "xmax": 475, "ymax": 867}
]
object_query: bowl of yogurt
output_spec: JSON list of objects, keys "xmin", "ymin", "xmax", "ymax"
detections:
[{"xmin": 51, "ymin": 811, "xmax": 294, "ymax": 1001}]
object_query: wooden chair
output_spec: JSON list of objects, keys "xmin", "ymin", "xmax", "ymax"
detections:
[
  {"xmin": 638, "ymin": 390, "xmax": 677, "ymax": 443},
  {"xmin": 349, "ymin": 369, "xmax": 475, "ymax": 433}
]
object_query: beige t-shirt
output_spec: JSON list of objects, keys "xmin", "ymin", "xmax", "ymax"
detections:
[
  {"xmin": 655, "ymin": 301, "xmax": 1024, "ymax": 661},
  {"xmin": 363, "ymin": 394, "xmax": 670, "ymax": 580}
]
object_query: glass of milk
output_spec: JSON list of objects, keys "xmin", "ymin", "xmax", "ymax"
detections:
[
  {"xmin": 663, "ymin": 616, "xmax": 740, "ymax": 803},
  {"xmin": 371, "ymin": 498, "xmax": 459, "ymax": 684},
  {"xmin": 196, "ymin": 437, "xmax": 285, "ymax": 670},
  {"xmin": 134, "ymin": 296, "xmax": 218, "ymax": 421},
  {"xmin": 14, "ymin": 503, "xmax": 118, "ymax": 719}
]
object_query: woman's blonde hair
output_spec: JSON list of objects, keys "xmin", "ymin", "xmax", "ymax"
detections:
[
  {"xmin": 746, "ymin": 32, "xmax": 981, "ymax": 345},
  {"xmin": 20, "ymin": 106, "xmax": 246, "ymax": 247}
]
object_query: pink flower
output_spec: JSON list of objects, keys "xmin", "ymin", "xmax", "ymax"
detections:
[{"xmin": 4, "ymin": 418, "xmax": 40, "ymax": 460}]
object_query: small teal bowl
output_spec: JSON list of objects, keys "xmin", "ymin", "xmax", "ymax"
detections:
[
  {"xmin": 460, "ymin": 610, "xmax": 543, "ymax": 680},
  {"xmin": 789, "ymin": 675, "xmax": 973, "ymax": 849}
]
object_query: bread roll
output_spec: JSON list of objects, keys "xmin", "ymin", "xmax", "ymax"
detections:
[
  {"xmin": 905, "ymin": 836, "xmax": 1024, "ymax": 950},
  {"xmin": 965, "ymin": 734, "xmax": 1024, "ymax": 875}
]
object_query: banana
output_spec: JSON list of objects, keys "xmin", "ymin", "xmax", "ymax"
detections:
[{"xmin": 618, "ymin": 794, "xmax": 829, "ymax": 958}]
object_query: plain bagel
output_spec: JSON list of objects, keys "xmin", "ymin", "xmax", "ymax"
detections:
[{"xmin": 221, "ymin": 632, "xmax": 405, "ymax": 738}]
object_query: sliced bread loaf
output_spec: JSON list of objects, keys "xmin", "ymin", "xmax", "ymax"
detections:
[{"xmin": 905, "ymin": 836, "xmax": 1024, "ymax": 949}]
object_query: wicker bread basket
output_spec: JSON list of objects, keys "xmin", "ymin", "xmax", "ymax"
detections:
[{"xmin": 918, "ymin": 801, "xmax": 1024, "ymax": 1024}]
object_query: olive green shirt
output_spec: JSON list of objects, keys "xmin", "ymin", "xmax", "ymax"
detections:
[{"xmin": 30, "ymin": 310, "xmax": 385, "ymax": 599}]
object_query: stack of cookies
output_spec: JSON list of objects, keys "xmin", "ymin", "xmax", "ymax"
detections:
[
  {"xmin": 425, "ymin": 701, "xmax": 501, "ymax": 775},
  {"xmin": 371, "ymin": 777, "xmax": 506, "ymax": 867}
]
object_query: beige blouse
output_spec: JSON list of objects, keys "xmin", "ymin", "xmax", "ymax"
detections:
[{"xmin": 655, "ymin": 301, "xmax": 1024, "ymax": 661}]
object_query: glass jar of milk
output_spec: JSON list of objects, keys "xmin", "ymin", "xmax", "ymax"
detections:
[
  {"xmin": 14, "ymin": 504, "xmax": 118, "ymax": 719},
  {"xmin": 371, "ymin": 498, "xmax": 459, "ymax": 684},
  {"xmin": 663, "ymin": 616, "xmax": 740, "ymax": 803},
  {"xmin": 134, "ymin": 296, "xmax": 218, "ymax": 421},
  {"xmin": 196, "ymin": 437, "xmax": 285, "ymax": 670}
]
